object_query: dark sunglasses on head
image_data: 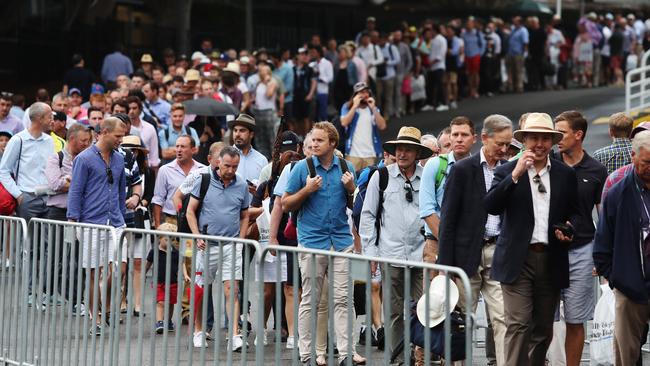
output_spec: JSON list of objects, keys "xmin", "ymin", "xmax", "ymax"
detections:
[
  {"xmin": 532, "ymin": 174, "xmax": 547, "ymax": 194},
  {"xmin": 106, "ymin": 167, "xmax": 114, "ymax": 185}
]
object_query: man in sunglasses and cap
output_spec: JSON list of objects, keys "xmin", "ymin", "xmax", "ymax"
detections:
[
  {"xmin": 484, "ymin": 112, "xmax": 580, "ymax": 365},
  {"xmin": 359, "ymin": 126, "xmax": 432, "ymax": 362}
]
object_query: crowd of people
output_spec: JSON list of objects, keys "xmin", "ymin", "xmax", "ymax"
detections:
[{"xmin": 1, "ymin": 9, "xmax": 650, "ymax": 366}]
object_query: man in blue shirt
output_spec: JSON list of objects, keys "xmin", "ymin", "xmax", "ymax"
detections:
[
  {"xmin": 101, "ymin": 45, "xmax": 134, "ymax": 88},
  {"xmin": 462, "ymin": 17, "xmax": 486, "ymax": 99},
  {"xmin": 143, "ymin": 81, "xmax": 171, "ymax": 127},
  {"xmin": 0, "ymin": 102, "xmax": 54, "ymax": 221},
  {"xmin": 506, "ymin": 16, "xmax": 529, "ymax": 93},
  {"xmin": 282, "ymin": 122, "xmax": 365, "ymax": 365},
  {"xmin": 229, "ymin": 114, "xmax": 268, "ymax": 185},
  {"xmin": 67, "ymin": 116, "xmax": 127, "ymax": 333},
  {"xmin": 158, "ymin": 103, "xmax": 200, "ymax": 165}
]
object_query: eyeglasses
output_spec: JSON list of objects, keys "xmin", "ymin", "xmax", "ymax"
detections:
[
  {"xmin": 532, "ymin": 174, "xmax": 547, "ymax": 194},
  {"xmin": 106, "ymin": 168, "xmax": 114, "ymax": 185},
  {"xmin": 404, "ymin": 180, "xmax": 414, "ymax": 203}
]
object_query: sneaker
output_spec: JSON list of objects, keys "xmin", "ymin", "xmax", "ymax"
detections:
[
  {"xmin": 286, "ymin": 336, "xmax": 295, "ymax": 349},
  {"xmin": 420, "ymin": 105, "xmax": 434, "ymax": 111},
  {"xmin": 72, "ymin": 303, "xmax": 86, "ymax": 316},
  {"xmin": 229, "ymin": 334, "xmax": 244, "ymax": 352},
  {"xmin": 450, "ymin": 101, "xmax": 458, "ymax": 109},
  {"xmin": 155, "ymin": 321, "xmax": 165, "ymax": 334},
  {"xmin": 316, "ymin": 355, "xmax": 327, "ymax": 366},
  {"xmin": 90, "ymin": 324, "xmax": 102, "ymax": 336},
  {"xmin": 359, "ymin": 326, "xmax": 366, "ymax": 345},
  {"xmin": 5, "ymin": 258, "xmax": 10, "ymax": 268},
  {"xmin": 254, "ymin": 330, "xmax": 268, "ymax": 346},
  {"xmin": 435, "ymin": 104, "xmax": 449, "ymax": 112},
  {"xmin": 167, "ymin": 322, "xmax": 175, "ymax": 332},
  {"xmin": 193, "ymin": 331, "xmax": 207, "ymax": 348},
  {"xmin": 205, "ymin": 332, "xmax": 213, "ymax": 341}
]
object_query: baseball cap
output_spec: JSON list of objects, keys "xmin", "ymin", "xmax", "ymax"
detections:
[
  {"xmin": 631, "ymin": 122, "xmax": 650, "ymax": 139},
  {"xmin": 90, "ymin": 83, "xmax": 105, "ymax": 95},
  {"xmin": 353, "ymin": 82, "xmax": 371, "ymax": 94},
  {"xmin": 605, "ymin": 13, "xmax": 614, "ymax": 20},
  {"xmin": 68, "ymin": 88, "xmax": 81, "ymax": 96},
  {"xmin": 297, "ymin": 47, "xmax": 308, "ymax": 54},
  {"xmin": 279, "ymin": 131, "xmax": 301, "ymax": 152},
  {"xmin": 366, "ymin": 16, "xmax": 376, "ymax": 22},
  {"xmin": 53, "ymin": 111, "xmax": 67, "ymax": 122},
  {"xmin": 240, "ymin": 56, "xmax": 251, "ymax": 65},
  {"xmin": 191, "ymin": 51, "xmax": 205, "ymax": 61}
]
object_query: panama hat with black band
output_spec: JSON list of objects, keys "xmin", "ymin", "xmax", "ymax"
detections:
[{"xmin": 383, "ymin": 126, "xmax": 434, "ymax": 160}]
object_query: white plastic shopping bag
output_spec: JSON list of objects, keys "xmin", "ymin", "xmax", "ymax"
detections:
[
  {"xmin": 547, "ymin": 302, "xmax": 566, "ymax": 366},
  {"xmin": 590, "ymin": 284, "xmax": 615, "ymax": 366}
]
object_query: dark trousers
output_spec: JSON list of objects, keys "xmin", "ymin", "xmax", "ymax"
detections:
[
  {"xmin": 501, "ymin": 249, "xmax": 560, "ymax": 366},
  {"xmin": 425, "ymin": 69, "xmax": 446, "ymax": 107},
  {"xmin": 45, "ymin": 206, "xmax": 83, "ymax": 302},
  {"xmin": 17, "ymin": 193, "xmax": 48, "ymax": 293}
]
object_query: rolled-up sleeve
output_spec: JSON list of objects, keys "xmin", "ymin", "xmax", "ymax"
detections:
[
  {"xmin": 419, "ymin": 157, "xmax": 440, "ymax": 219},
  {"xmin": 45, "ymin": 153, "xmax": 68, "ymax": 193},
  {"xmin": 67, "ymin": 157, "xmax": 87, "ymax": 220},
  {"xmin": 359, "ymin": 171, "xmax": 380, "ymax": 257}
]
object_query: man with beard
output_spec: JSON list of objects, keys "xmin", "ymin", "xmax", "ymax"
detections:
[{"xmin": 229, "ymin": 114, "xmax": 268, "ymax": 188}]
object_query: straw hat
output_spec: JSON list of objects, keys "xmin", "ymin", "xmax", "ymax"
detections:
[
  {"xmin": 416, "ymin": 276, "xmax": 460, "ymax": 328},
  {"xmin": 223, "ymin": 62, "xmax": 241, "ymax": 76},
  {"xmin": 382, "ymin": 126, "xmax": 434, "ymax": 160},
  {"xmin": 140, "ymin": 54, "xmax": 153, "ymax": 63},
  {"xmin": 185, "ymin": 69, "xmax": 201, "ymax": 82},
  {"xmin": 121, "ymin": 135, "xmax": 149, "ymax": 154},
  {"xmin": 512, "ymin": 112, "xmax": 563, "ymax": 144}
]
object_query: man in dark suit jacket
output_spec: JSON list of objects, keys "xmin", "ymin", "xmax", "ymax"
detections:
[
  {"xmin": 484, "ymin": 113, "xmax": 580, "ymax": 366},
  {"xmin": 438, "ymin": 114, "xmax": 513, "ymax": 366}
]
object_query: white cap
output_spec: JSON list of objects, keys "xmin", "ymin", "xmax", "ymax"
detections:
[{"xmin": 191, "ymin": 51, "xmax": 205, "ymax": 61}]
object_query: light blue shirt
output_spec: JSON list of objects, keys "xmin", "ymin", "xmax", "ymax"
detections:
[
  {"xmin": 192, "ymin": 170, "xmax": 250, "ymax": 240},
  {"xmin": 0, "ymin": 130, "xmax": 54, "ymax": 198},
  {"xmin": 380, "ymin": 43, "xmax": 401, "ymax": 80},
  {"xmin": 236, "ymin": 147, "xmax": 268, "ymax": 183},
  {"xmin": 101, "ymin": 51, "xmax": 133, "ymax": 84},
  {"xmin": 462, "ymin": 29, "xmax": 486, "ymax": 57},
  {"xmin": 285, "ymin": 155, "xmax": 355, "ymax": 251},
  {"xmin": 508, "ymin": 26, "xmax": 529, "ymax": 56},
  {"xmin": 145, "ymin": 98, "xmax": 171, "ymax": 126},
  {"xmin": 158, "ymin": 125, "xmax": 200, "ymax": 150},
  {"xmin": 9, "ymin": 106, "xmax": 24, "ymax": 120},
  {"xmin": 419, "ymin": 152, "xmax": 457, "ymax": 235},
  {"xmin": 274, "ymin": 63, "xmax": 294, "ymax": 103}
]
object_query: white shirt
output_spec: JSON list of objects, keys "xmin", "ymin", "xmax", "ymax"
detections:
[
  {"xmin": 429, "ymin": 34, "xmax": 447, "ymax": 71},
  {"xmin": 356, "ymin": 43, "xmax": 384, "ymax": 80},
  {"xmin": 254, "ymin": 81, "xmax": 276, "ymax": 111},
  {"xmin": 601, "ymin": 26, "xmax": 612, "ymax": 57},
  {"xmin": 348, "ymin": 107, "xmax": 375, "ymax": 158},
  {"xmin": 528, "ymin": 158, "xmax": 551, "ymax": 244},
  {"xmin": 316, "ymin": 58, "xmax": 334, "ymax": 94}
]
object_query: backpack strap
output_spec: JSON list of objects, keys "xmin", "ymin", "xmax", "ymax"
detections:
[
  {"xmin": 198, "ymin": 172, "xmax": 211, "ymax": 201},
  {"xmin": 435, "ymin": 154, "xmax": 449, "ymax": 189},
  {"xmin": 374, "ymin": 166, "xmax": 389, "ymax": 246},
  {"xmin": 57, "ymin": 150, "xmax": 64, "ymax": 169},
  {"xmin": 164, "ymin": 128, "xmax": 170, "ymax": 143},
  {"xmin": 339, "ymin": 158, "xmax": 353, "ymax": 209}
]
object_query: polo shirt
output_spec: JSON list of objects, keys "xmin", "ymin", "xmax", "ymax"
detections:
[
  {"xmin": 561, "ymin": 151, "xmax": 608, "ymax": 247},
  {"xmin": 191, "ymin": 170, "xmax": 250, "ymax": 240},
  {"xmin": 285, "ymin": 155, "xmax": 355, "ymax": 251}
]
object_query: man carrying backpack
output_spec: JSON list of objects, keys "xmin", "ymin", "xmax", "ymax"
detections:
[
  {"xmin": 359, "ymin": 126, "xmax": 432, "ymax": 362},
  {"xmin": 419, "ymin": 117, "xmax": 477, "ymax": 272},
  {"xmin": 282, "ymin": 122, "xmax": 365, "ymax": 365}
]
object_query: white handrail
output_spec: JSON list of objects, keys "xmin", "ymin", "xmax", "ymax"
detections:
[{"xmin": 625, "ymin": 49, "xmax": 650, "ymax": 115}]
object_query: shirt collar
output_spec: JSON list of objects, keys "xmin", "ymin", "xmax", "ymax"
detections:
[
  {"xmin": 528, "ymin": 155, "xmax": 552, "ymax": 174},
  {"xmin": 388, "ymin": 163, "xmax": 422, "ymax": 180},
  {"xmin": 612, "ymin": 137, "xmax": 631, "ymax": 145},
  {"xmin": 312, "ymin": 154, "xmax": 340, "ymax": 169}
]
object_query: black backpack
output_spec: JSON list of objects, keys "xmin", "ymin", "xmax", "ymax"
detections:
[
  {"xmin": 351, "ymin": 166, "xmax": 388, "ymax": 245},
  {"xmin": 176, "ymin": 172, "xmax": 211, "ymax": 233},
  {"xmin": 304, "ymin": 156, "xmax": 353, "ymax": 209}
]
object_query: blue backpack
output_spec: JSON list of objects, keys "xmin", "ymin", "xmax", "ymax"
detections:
[{"xmin": 352, "ymin": 166, "xmax": 388, "ymax": 245}]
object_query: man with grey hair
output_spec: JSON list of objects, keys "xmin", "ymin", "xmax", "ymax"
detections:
[
  {"xmin": 0, "ymin": 102, "xmax": 55, "ymax": 221},
  {"xmin": 419, "ymin": 134, "xmax": 440, "ymax": 166},
  {"xmin": 594, "ymin": 130, "xmax": 650, "ymax": 365},
  {"xmin": 438, "ymin": 114, "xmax": 513, "ymax": 365}
]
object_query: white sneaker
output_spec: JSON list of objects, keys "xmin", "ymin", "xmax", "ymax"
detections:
[
  {"xmin": 5, "ymin": 258, "xmax": 10, "ymax": 268},
  {"xmin": 286, "ymin": 336, "xmax": 295, "ymax": 349},
  {"xmin": 435, "ymin": 104, "xmax": 449, "ymax": 112},
  {"xmin": 73, "ymin": 303, "xmax": 86, "ymax": 316},
  {"xmin": 229, "ymin": 334, "xmax": 244, "ymax": 352},
  {"xmin": 420, "ymin": 105, "xmax": 434, "ymax": 111},
  {"xmin": 193, "ymin": 331, "xmax": 207, "ymax": 348},
  {"xmin": 450, "ymin": 101, "xmax": 458, "ymax": 109},
  {"xmin": 254, "ymin": 330, "xmax": 268, "ymax": 346}
]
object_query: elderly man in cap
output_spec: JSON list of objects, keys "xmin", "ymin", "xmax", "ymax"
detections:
[
  {"xmin": 229, "ymin": 113, "xmax": 268, "ymax": 187},
  {"xmin": 484, "ymin": 112, "xmax": 580, "ymax": 365},
  {"xmin": 360, "ymin": 126, "xmax": 432, "ymax": 362},
  {"xmin": 340, "ymin": 82, "xmax": 387, "ymax": 171}
]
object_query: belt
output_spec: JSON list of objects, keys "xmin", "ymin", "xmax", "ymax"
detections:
[
  {"xmin": 529, "ymin": 243, "xmax": 547, "ymax": 252},
  {"xmin": 483, "ymin": 236, "xmax": 498, "ymax": 245}
]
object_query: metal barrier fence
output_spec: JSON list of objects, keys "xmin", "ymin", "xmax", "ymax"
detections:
[
  {"xmin": 625, "ymin": 49, "xmax": 650, "ymax": 115},
  {"xmin": 0, "ymin": 217, "xmax": 474, "ymax": 365}
]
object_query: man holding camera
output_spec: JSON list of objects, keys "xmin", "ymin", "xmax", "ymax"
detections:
[
  {"xmin": 340, "ymin": 82, "xmax": 387, "ymax": 171},
  {"xmin": 484, "ymin": 113, "xmax": 580, "ymax": 366}
]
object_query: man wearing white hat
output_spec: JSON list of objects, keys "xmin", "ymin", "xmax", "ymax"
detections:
[
  {"xmin": 484, "ymin": 112, "xmax": 580, "ymax": 365},
  {"xmin": 359, "ymin": 126, "xmax": 432, "ymax": 360}
]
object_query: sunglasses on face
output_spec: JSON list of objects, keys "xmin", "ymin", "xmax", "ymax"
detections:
[{"xmin": 532, "ymin": 174, "xmax": 547, "ymax": 194}]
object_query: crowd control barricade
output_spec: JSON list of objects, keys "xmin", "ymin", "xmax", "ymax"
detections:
[
  {"xmin": 0, "ymin": 215, "xmax": 28, "ymax": 365},
  {"xmin": 115, "ymin": 228, "xmax": 262, "ymax": 366},
  {"xmin": 256, "ymin": 245, "xmax": 473, "ymax": 366}
]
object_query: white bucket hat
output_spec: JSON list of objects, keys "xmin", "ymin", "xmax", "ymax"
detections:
[{"xmin": 416, "ymin": 276, "xmax": 460, "ymax": 328}]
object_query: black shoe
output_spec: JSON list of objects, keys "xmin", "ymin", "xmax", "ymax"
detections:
[
  {"xmin": 376, "ymin": 327, "xmax": 385, "ymax": 350},
  {"xmin": 359, "ymin": 327, "xmax": 366, "ymax": 345}
]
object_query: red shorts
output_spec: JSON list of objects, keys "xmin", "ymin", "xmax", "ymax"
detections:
[
  {"xmin": 610, "ymin": 55, "xmax": 622, "ymax": 70},
  {"xmin": 465, "ymin": 55, "xmax": 481, "ymax": 74},
  {"xmin": 156, "ymin": 283, "xmax": 179, "ymax": 304}
]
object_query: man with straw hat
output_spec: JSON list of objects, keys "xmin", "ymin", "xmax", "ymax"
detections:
[
  {"xmin": 484, "ymin": 112, "xmax": 580, "ymax": 365},
  {"xmin": 359, "ymin": 126, "xmax": 432, "ymax": 362}
]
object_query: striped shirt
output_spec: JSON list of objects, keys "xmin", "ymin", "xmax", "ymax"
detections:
[{"xmin": 592, "ymin": 138, "xmax": 633, "ymax": 175}]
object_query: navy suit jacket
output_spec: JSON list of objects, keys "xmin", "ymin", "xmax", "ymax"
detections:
[{"xmin": 484, "ymin": 159, "xmax": 580, "ymax": 289}]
